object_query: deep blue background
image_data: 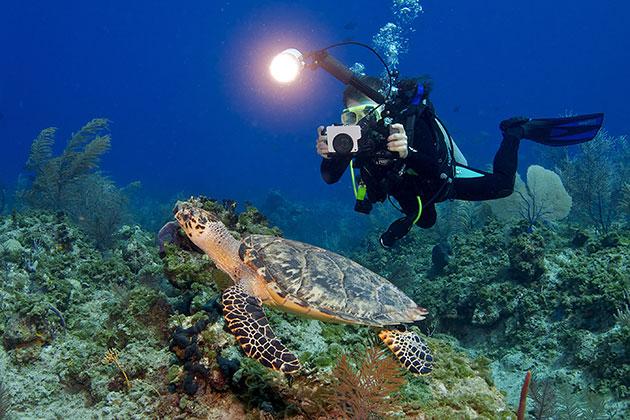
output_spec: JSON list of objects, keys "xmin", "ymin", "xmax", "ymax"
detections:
[{"xmin": 1, "ymin": 0, "xmax": 629, "ymax": 208}]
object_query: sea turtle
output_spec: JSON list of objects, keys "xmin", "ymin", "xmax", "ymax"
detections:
[{"xmin": 174, "ymin": 202, "xmax": 433, "ymax": 375}]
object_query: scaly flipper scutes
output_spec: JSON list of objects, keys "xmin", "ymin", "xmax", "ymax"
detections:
[
  {"xmin": 379, "ymin": 328, "xmax": 433, "ymax": 375},
  {"xmin": 222, "ymin": 283, "xmax": 300, "ymax": 373}
]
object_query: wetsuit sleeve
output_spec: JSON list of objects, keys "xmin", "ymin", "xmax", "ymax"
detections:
[
  {"xmin": 402, "ymin": 117, "xmax": 442, "ymax": 178},
  {"xmin": 320, "ymin": 156, "xmax": 351, "ymax": 184}
]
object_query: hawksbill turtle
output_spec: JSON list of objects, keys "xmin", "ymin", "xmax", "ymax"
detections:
[{"xmin": 174, "ymin": 202, "xmax": 433, "ymax": 375}]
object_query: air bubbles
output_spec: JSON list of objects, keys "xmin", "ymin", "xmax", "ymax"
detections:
[{"xmin": 373, "ymin": 0, "xmax": 423, "ymax": 71}]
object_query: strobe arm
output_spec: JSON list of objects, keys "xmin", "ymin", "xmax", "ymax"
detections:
[{"xmin": 310, "ymin": 50, "xmax": 386, "ymax": 104}]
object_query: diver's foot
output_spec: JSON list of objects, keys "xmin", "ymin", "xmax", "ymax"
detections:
[{"xmin": 380, "ymin": 217, "xmax": 413, "ymax": 249}]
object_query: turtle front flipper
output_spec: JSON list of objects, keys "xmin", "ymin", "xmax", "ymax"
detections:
[
  {"xmin": 379, "ymin": 328, "xmax": 433, "ymax": 375},
  {"xmin": 222, "ymin": 283, "xmax": 300, "ymax": 373}
]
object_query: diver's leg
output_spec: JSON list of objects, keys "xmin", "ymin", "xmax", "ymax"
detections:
[
  {"xmin": 453, "ymin": 134, "xmax": 520, "ymax": 201},
  {"xmin": 379, "ymin": 194, "xmax": 437, "ymax": 248}
]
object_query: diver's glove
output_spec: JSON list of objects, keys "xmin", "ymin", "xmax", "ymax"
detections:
[{"xmin": 500, "ymin": 116, "xmax": 530, "ymax": 139}]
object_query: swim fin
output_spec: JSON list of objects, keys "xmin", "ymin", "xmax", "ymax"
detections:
[{"xmin": 523, "ymin": 113, "xmax": 604, "ymax": 146}]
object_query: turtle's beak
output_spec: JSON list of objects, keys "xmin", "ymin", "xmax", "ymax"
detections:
[{"xmin": 172, "ymin": 200, "xmax": 187, "ymax": 216}]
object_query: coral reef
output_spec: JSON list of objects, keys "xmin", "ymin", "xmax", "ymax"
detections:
[
  {"xmin": 528, "ymin": 375, "xmax": 615, "ymax": 419},
  {"xmin": 0, "ymin": 209, "xmax": 169, "ymax": 418},
  {"xmin": 351, "ymin": 205, "xmax": 629, "ymax": 417},
  {"xmin": 5, "ymin": 193, "xmax": 627, "ymax": 418}
]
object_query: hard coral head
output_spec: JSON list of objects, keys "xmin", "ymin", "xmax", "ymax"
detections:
[{"xmin": 174, "ymin": 201, "xmax": 221, "ymax": 241}]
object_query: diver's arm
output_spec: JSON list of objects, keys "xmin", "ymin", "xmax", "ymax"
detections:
[
  {"xmin": 316, "ymin": 125, "xmax": 351, "ymax": 184},
  {"xmin": 321, "ymin": 156, "xmax": 351, "ymax": 184}
]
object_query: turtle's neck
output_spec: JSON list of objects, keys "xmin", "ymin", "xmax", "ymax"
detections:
[{"xmin": 193, "ymin": 222, "xmax": 244, "ymax": 281}]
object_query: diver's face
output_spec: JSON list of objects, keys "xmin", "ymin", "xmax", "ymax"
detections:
[
  {"xmin": 341, "ymin": 98, "xmax": 382, "ymax": 126},
  {"xmin": 345, "ymin": 98, "xmax": 362, "ymax": 108}
]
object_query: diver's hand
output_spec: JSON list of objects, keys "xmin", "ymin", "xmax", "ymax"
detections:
[
  {"xmin": 316, "ymin": 126, "xmax": 331, "ymax": 159},
  {"xmin": 388, "ymin": 123, "xmax": 408, "ymax": 159}
]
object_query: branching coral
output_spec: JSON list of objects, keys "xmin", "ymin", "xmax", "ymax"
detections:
[
  {"xmin": 22, "ymin": 119, "xmax": 111, "ymax": 210},
  {"xmin": 529, "ymin": 375, "xmax": 614, "ymax": 420},
  {"xmin": 555, "ymin": 129, "xmax": 629, "ymax": 234},
  {"xmin": 529, "ymin": 376, "xmax": 556, "ymax": 420},
  {"xmin": 329, "ymin": 342, "xmax": 406, "ymax": 419},
  {"xmin": 618, "ymin": 182, "xmax": 630, "ymax": 221},
  {"xmin": 19, "ymin": 119, "xmax": 131, "ymax": 247},
  {"xmin": 63, "ymin": 174, "xmax": 129, "ymax": 249},
  {"xmin": 101, "ymin": 348, "xmax": 130, "ymax": 390}
]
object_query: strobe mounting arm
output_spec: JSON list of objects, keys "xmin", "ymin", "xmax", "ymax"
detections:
[{"xmin": 308, "ymin": 49, "xmax": 386, "ymax": 105}]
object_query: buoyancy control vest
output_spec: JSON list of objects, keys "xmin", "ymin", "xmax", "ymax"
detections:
[{"xmin": 355, "ymin": 81, "xmax": 458, "ymax": 210}]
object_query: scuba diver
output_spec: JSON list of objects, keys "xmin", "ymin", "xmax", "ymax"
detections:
[{"xmin": 316, "ymin": 75, "xmax": 604, "ymax": 248}]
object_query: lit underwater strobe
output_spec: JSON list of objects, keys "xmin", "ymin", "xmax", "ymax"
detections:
[
  {"xmin": 269, "ymin": 48, "xmax": 304, "ymax": 83},
  {"xmin": 269, "ymin": 43, "xmax": 389, "ymax": 105}
]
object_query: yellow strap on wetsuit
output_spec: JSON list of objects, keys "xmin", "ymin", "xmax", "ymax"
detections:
[
  {"xmin": 352, "ymin": 161, "xmax": 421, "ymax": 224},
  {"xmin": 412, "ymin": 195, "xmax": 423, "ymax": 225},
  {"xmin": 350, "ymin": 160, "xmax": 367, "ymax": 200}
]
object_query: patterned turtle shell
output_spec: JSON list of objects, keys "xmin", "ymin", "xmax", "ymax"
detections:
[{"xmin": 240, "ymin": 234, "xmax": 426, "ymax": 327}]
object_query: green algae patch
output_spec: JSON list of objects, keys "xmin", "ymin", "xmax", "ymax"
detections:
[{"xmin": 162, "ymin": 243, "xmax": 214, "ymax": 289}]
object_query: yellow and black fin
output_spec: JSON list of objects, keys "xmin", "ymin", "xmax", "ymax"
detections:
[
  {"xmin": 379, "ymin": 328, "xmax": 433, "ymax": 375},
  {"xmin": 222, "ymin": 283, "xmax": 300, "ymax": 373}
]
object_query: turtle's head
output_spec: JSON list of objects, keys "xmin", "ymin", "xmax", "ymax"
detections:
[
  {"xmin": 173, "ymin": 201, "xmax": 241, "ymax": 274},
  {"xmin": 173, "ymin": 201, "xmax": 223, "ymax": 243}
]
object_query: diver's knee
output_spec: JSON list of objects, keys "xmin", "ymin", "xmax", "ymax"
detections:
[
  {"xmin": 493, "ymin": 175, "xmax": 515, "ymax": 198},
  {"xmin": 494, "ymin": 181, "xmax": 515, "ymax": 198},
  {"xmin": 495, "ymin": 188, "xmax": 514, "ymax": 199}
]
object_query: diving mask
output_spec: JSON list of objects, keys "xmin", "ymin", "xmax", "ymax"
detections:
[{"xmin": 341, "ymin": 104, "xmax": 382, "ymax": 126}]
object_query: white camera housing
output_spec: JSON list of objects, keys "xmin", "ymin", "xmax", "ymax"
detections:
[{"xmin": 326, "ymin": 125, "xmax": 362, "ymax": 154}]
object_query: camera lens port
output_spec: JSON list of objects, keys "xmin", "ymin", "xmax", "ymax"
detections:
[{"xmin": 332, "ymin": 133, "xmax": 354, "ymax": 155}]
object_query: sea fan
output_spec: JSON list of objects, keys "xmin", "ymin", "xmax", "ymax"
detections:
[{"xmin": 329, "ymin": 342, "xmax": 407, "ymax": 420}]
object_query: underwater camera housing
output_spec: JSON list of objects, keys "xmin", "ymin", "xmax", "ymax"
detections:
[
  {"xmin": 325, "ymin": 125, "xmax": 361, "ymax": 155},
  {"xmin": 325, "ymin": 111, "xmax": 396, "ymax": 162}
]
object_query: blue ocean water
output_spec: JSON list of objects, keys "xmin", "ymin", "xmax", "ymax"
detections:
[{"xmin": 1, "ymin": 0, "xmax": 629, "ymax": 214}]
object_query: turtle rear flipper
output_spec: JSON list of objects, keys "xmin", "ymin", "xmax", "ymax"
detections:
[
  {"xmin": 379, "ymin": 329, "xmax": 433, "ymax": 375},
  {"xmin": 223, "ymin": 284, "xmax": 300, "ymax": 373}
]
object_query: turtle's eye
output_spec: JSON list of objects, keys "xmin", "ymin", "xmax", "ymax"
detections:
[
  {"xmin": 177, "ymin": 211, "xmax": 190, "ymax": 223},
  {"xmin": 204, "ymin": 211, "xmax": 220, "ymax": 222}
]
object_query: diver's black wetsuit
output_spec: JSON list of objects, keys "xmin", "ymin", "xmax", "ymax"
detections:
[{"xmin": 321, "ymin": 105, "xmax": 521, "ymax": 229}]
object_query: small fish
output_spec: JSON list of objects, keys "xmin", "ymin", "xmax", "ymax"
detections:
[{"xmin": 344, "ymin": 22, "xmax": 356, "ymax": 30}]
